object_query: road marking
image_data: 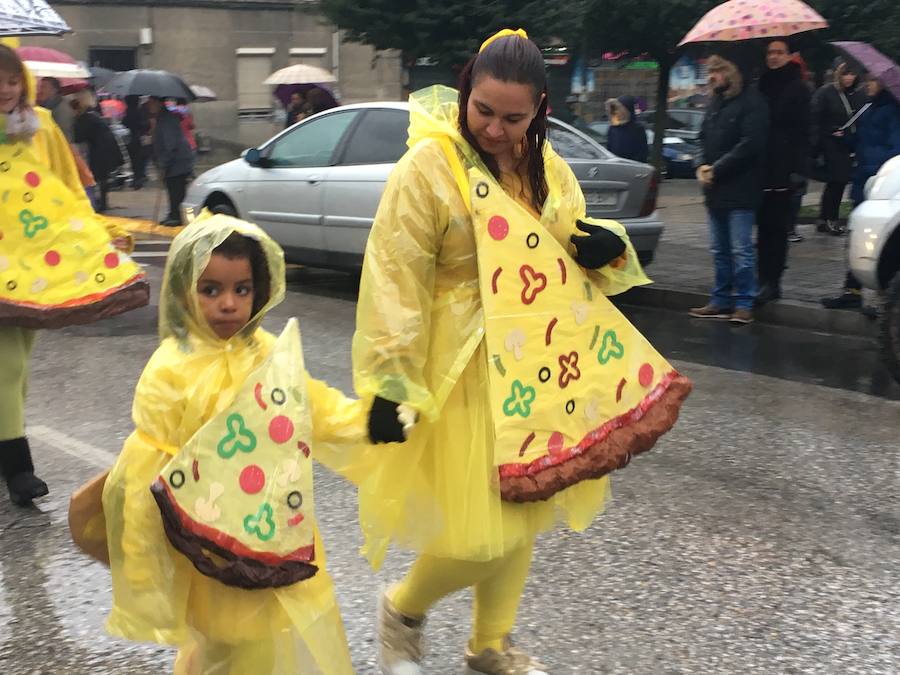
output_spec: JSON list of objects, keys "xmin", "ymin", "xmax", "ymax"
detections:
[{"xmin": 29, "ymin": 425, "xmax": 118, "ymax": 469}]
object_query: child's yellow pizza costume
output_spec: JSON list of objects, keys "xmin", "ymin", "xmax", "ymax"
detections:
[
  {"xmin": 103, "ymin": 213, "xmax": 360, "ymax": 674},
  {"xmin": 352, "ymin": 86, "xmax": 692, "ymax": 566}
]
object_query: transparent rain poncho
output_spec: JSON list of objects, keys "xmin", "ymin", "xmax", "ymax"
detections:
[
  {"xmin": 102, "ymin": 212, "xmax": 361, "ymax": 674},
  {"xmin": 351, "ymin": 86, "xmax": 689, "ymax": 567}
]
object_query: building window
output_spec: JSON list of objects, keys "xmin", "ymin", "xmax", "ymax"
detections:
[
  {"xmin": 89, "ymin": 48, "xmax": 136, "ymax": 72},
  {"xmin": 236, "ymin": 48, "xmax": 275, "ymax": 114},
  {"xmin": 289, "ymin": 47, "xmax": 328, "ymax": 68}
]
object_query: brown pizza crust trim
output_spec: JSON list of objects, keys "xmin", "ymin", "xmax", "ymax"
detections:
[
  {"xmin": 499, "ymin": 375, "xmax": 693, "ymax": 502},
  {"xmin": 151, "ymin": 481, "xmax": 318, "ymax": 590},
  {"xmin": 0, "ymin": 277, "xmax": 150, "ymax": 329}
]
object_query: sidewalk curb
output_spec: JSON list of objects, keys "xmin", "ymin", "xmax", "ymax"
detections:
[{"xmin": 617, "ymin": 284, "xmax": 877, "ymax": 338}]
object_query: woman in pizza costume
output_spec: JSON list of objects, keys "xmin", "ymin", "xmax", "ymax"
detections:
[
  {"xmin": 102, "ymin": 211, "xmax": 370, "ymax": 673},
  {"xmin": 0, "ymin": 42, "xmax": 145, "ymax": 506},
  {"xmin": 353, "ymin": 30, "xmax": 692, "ymax": 674}
]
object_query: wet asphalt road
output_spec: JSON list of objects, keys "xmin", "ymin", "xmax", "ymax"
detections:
[{"xmin": 1, "ymin": 249, "xmax": 898, "ymax": 674}]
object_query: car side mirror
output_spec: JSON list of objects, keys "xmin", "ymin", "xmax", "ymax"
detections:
[{"xmin": 244, "ymin": 148, "xmax": 262, "ymax": 166}]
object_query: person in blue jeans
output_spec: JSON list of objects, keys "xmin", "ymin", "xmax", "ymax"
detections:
[{"xmin": 691, "ymin": 53, "xmax": 770, "ymax": 324}]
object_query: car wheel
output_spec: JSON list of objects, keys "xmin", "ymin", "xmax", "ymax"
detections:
[
  {"xmin": 881, "ymin": 273, "xmax": 900, "ymax": 385},
  {"xmin": 208, "ymin": 199, "xmax": 237, "ymax": 217}
]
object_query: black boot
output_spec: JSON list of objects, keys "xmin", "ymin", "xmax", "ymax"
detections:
[
  {"xmin": 755, "ymin": 283, "xmax": 782, "ymax": 307},
  {"xmin": 821, "ymin": 290, "xmax": 863, "ymax": 310},
  {"xmin": 0, "ymin": 437, "xmax": 49, "ymax": 506}
]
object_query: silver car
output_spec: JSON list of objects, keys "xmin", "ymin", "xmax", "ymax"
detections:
[{"xmin": 183, "ymin": 102, "xmax": 664, "ymax": 268}]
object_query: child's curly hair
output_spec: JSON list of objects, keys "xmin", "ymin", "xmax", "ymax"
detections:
[{"xmin": 213, "ymin": 232, "xmax": 271, "ymax": 317}]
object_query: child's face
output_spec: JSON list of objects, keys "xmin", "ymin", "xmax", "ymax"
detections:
[
  {"xmin": 196, "ymin": 254, "xmax": 255, "ymax": 340},
  {"xmin": 0, "ymin": 69, "xmax": 24, "ymax": 114}
]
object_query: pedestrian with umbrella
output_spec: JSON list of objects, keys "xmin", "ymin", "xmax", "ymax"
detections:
[
  {"xmin": 104, "ymin": 69, "xmax": 196, "ymax": 224},
  {"xmin": 822, "ymin": 42, "xmax": 900, "ymax": 310},
  {"xmin": 147, "ymin": 95, "xmax": 194, "ymax": 226},
  {"xmin": 122, "ymin": 95, "xmax": 149, "ymax": 189},
  {"xmin": 35, "ymin": 76, "xmax": 74, "ymax": 140}
]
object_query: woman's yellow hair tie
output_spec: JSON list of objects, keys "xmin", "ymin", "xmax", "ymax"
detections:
[{"xmin": 479, "ymin": 28, "xmax": 529, "ymax": 53}]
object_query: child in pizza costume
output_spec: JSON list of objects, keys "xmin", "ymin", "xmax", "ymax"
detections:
[
  {"xmin": 352, "ymin": 31, "xmax": 693, "ymax": 674},
  {"xmin": 102, "ymin": 212, "xmax": 373, "ymax": 674},
  {"xmin": 0, "ymin": 43, "xmax": 146, "ymax": 506}
]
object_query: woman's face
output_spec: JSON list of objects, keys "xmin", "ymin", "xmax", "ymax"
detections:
[
  {"xmin": 466, "ymin": 74, "xmax": 542, "ymax": 160},
  {"xmin": 840, "ymin": 71, "xmax": 857, "ymax": 90},
  {"xmin": 866, "ymin": 77, "xmax": 883, "ymax": 98},
  {"xmin": 0, "ymin": 69, "xmax": 24, "ymax": 114}
]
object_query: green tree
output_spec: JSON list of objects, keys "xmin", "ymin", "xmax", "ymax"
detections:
[{"xmin": 318, "ymin": 0, "xmax": 584, "ymax": 68}]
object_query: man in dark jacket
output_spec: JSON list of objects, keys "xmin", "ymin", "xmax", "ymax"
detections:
[
  {"xmin": 690, "ymin": 54, "xmax": 769, "ymax": 325},
  {"xmin": 606, "ymin": 95, "xmax": 648, "ymax": 163},
  {"xmin": 756, "ymin": 39, "xmax": 811, "ymax": 305},
  {"xmin": 147, "ymin": 96, "xmax": 195, "ymax": 226},
  {"xmin": 36, "ymin": 76, "xmax": 75, "ymax": 142},
  {"xmin": 73, "ymin": 93, "xmax": 124, "ymax": 213}
]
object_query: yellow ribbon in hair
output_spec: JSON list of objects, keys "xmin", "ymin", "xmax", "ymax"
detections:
[{"xmin": 480, "ymin": 28, "xmax": 528, "ymax": 53}]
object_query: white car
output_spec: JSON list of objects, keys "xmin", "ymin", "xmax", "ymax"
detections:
[
  {"xmin": 848, "ymin": 155, "xmax": 900, "ymax": 382},
  {"xmin": 183, "ymin": 102, "xmax": 665, "ymax": 269}
]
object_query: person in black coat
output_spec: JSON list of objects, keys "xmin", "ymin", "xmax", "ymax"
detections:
[
  {"xmin": 72, "ymin": 90, "xmax": 124, "ymax": 213},
  {"xmin": 690, "ymin": 53, "xmax": 769, "ymax": 324},
  {"xmin": 810, "ymin": 59, "xmax": 862, "ymax": 235},
  {"xmin": 606, "ymin": 95, "xmax": 648, "ymax": 163},
  {"xmin": 122, "ymin": 95, "xmax": 150, "ymax": 189},
  {"xmin": 755, "ymin": 39, "xmax": 812, "ymax": 305}
]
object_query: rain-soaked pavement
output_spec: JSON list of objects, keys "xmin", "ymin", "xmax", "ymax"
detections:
[{"xmin": 1, "ymin": 254, "xmax": 898, "ymax": 674}]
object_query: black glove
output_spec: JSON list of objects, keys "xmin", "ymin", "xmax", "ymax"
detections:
[
  {"xmin": 368, "ymin": 396, "xmax": 406, "ymax": 444},
  {"xmin": 570, "ymin": 220, "xmax": 627, "ymax": 270}
]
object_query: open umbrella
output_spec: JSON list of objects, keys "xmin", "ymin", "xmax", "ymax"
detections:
[
  {"xmin": 264, "ymin": 64, "xmax": 336, "ymax": 86},
  {"xmin": 0, "ymin": 0, "xmax": 70, "ymax": 36},
  {"xmin": 16, "ymin": 45, "xmax": 90, "ymax": 92},
  {"xmin": 104, "ymin": 69, "xmax": 195, "ymax": 101},
  {"xmin": 679, "ymin": 0, "xmax": 827, "ymax": 46},
  {"xmin": 189, "ymin": 84, "xmax": 217, "ymax": 102},
  {"xmin": 831, "ymin": 41, "xmax": 900, "ymax": 104},
  {"xmin": 90, "ymin": 66, "xmax": 118, "ymax": 90}
]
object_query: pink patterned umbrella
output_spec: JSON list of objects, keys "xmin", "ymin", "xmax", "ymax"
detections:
[{"xmin": 679, "ymin": 0, "xmax": 828, "ymax": 46}]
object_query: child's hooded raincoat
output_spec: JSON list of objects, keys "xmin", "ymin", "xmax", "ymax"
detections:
[
  {"xmin": 352, "ymin": 86, "xmax": 690, "ymax": 567},
  {"xmin": 102, "ymin": 212, "xmax": 360, "ymax": 674}
]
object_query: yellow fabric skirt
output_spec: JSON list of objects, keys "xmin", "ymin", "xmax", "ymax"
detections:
[
  {"xmin": 102, "ymin": 435, "xmax": 353, "ymax": 675},
  {"xmin": 357, "ymin": 341, "xmax": 611, "ymax": 568}
]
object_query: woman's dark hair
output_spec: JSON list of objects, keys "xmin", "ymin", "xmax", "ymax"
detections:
[
  {"xmin": 213, "ymin": 232, "xmax": 271, "ymax": 317},
  {"xmin": 0, "ymin": 45, "xmax": 28, "ymax": 108},
  {"xmin": 458, "ymin": 35, "xmax": 549, "ymax": 213}
]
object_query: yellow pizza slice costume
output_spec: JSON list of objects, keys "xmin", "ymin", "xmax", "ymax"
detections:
[
  {"xmin": 442, "ymin": 149, "xmax": 692, "ymax": 502},
  {"xmin": 352, "ymin": 86, "xmax": 690, "ymax": 567},
  {"xmin": 0, "ymin": 139, "xmax": 148, "ymax": 328},
  {"xmin": 103, "ymin": 213, "xmax": 359, "ymax": 674}
]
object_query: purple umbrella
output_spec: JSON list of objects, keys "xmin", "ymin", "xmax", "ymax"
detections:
[{"xmin": 831, "ymin": 41, "xmax": 900, "ymax": 103}]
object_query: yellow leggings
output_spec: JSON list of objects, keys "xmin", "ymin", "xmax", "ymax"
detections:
[
  {"xmin": 0, "ymin": 327, "xmax": 36, "ymax": 441},
  {"xmin": 390, "ymin": 539, "xmax": 534, "ymax": 653}
]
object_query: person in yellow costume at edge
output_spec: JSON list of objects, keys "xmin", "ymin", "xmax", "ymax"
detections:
[
  {"xmin": 353, "ymin": 29, "xmax": 660, "ymax": 675},
  {"xmin": 0, "ymin": 41, "xmax": 133, "ymax": 506}
]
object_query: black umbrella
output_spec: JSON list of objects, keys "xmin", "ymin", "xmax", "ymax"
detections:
[
  {"xmin": 103, "ymin": 69, "xmax": 195, "ymax": 101},
  {"xmin": 89, "ymin": 66, "xmax": 118, "ymax": 90}
]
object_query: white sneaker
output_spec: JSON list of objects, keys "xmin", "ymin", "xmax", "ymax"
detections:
[
  {"xmin": 378, "ymin": 589, "xmax": 426, "ymax": 675},
  {"xmin": 465, "ymin": 638, "xmax": 549, "ymax": 675}
]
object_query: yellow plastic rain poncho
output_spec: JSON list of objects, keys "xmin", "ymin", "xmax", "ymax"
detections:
[
  {"xmin": 352, "ymin": 86, "xmax": 690, "ymax": 567},
  {"xmin": 0, "ymin": 48, "xmax": 144, "ymax": 329},
  {"xmin": 102, "ymin": 212, "xmax": 362, "ymax": 675}
]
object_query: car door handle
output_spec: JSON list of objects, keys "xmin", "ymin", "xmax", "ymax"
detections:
[{"xmin": 307, "ymin": 176, "xmax": 322, "ymax": 184}]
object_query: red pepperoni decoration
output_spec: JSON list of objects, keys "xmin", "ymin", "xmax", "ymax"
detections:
[
  {"xmin": 269, "ymin": 415, "xmax": 294, "ymax": 443},
  {"xmin": 548, "ymin": 431, "xmax": 565, "ymax": 455},
  {"xmin": 288, "ymin": 513, "xmax": 305, "ymax": 527},
  {"xmin": 44, "ymin": 250, "xmax": 61, "ymax": 266},
  {"xmin": 488, "ymin": 215, "xmax": 509, "ymax": 241},
  {"xmin": 104, "ymin": 252, "xmax": 120, "ymax": 269},
  {"xmin": 639, "ymin": 363, "xmax": 654, "ymax": 388},
  {"xmin": 24, "ymin": 172, "xmax": 40, "ymax": 188},
  {"xmin": 239, "ymin": 464, "xmax": 266, "ymax": 494}
]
